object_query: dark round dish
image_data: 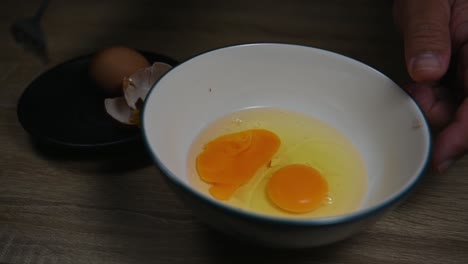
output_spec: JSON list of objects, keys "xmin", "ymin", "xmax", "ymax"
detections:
[{"xmin": 17, "ymin": 50, "xmax": 178, "ymax": 150}]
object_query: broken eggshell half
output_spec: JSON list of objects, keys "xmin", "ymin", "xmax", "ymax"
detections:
[{"xmin": 104, "ymin": 62, "xmax": 172, "ymax": 126}]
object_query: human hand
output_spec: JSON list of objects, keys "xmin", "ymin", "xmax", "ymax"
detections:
[{"xmin": 393, "ymin": 0, "xmax": 468, "ymax": 173}]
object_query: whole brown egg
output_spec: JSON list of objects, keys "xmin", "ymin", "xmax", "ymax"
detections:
[{"xmin": 89, "ymin": 46, "xmax": 150, "ymax": 97}]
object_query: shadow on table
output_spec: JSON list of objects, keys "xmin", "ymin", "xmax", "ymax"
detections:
[
  {"xmin": 198, "ymin": 224, "xmax": 354, "ymax": 264},
  {"xmin": 29, "ymin": 137, "xmax": 154, "ymax": 173}
]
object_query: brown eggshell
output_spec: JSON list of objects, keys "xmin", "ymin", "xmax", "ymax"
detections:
[{"xmin": 89, "ymin": 46, "xmax": 150, "ymax": 97}]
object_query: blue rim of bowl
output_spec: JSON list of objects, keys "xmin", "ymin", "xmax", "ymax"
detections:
[{"xmin": 142, "ymin": 43, "xmax": 432, "ymax": 226}]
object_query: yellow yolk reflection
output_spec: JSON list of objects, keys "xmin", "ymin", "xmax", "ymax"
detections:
[
  {"xmin": 196, "ymin": 129, "xmax": 280, "ymax": 200},
  {"xmin": 267, "ymin": 164, "xmax": 328, "ymax": 213}
]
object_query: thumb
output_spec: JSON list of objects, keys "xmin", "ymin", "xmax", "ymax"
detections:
[{"xmin": 394, "ymin": 0, "xmax": 452, "ymax": 82}]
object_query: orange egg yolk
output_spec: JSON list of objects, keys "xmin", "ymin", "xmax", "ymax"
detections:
[
  {"xmin": 196, "ymin": 129, "xmax": 280, "ymax": 200},
  {"xmin": 267, "ymin": 164, "xmax": 328, "ymax": 213}
]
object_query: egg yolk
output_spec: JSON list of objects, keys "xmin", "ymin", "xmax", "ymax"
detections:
[
  {"xmin": 267, "ymin": 164, "xmax": 328, "ymax": 213},
  {"xmin": 196, "ymin": 129, "xmax": 280, "ymax": 200}
]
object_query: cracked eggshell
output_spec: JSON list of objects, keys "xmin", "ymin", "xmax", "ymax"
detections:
[
  {"xmin": 104, "ymin": 62, "xmax": 173, "ymax": 126},
  {"xmin": 104, "ymin": 97, "xmax": 135, "ymax": 125},
  {"xmin": 123, "ymin": 62, "xmax": 173, "ymax": 110}
]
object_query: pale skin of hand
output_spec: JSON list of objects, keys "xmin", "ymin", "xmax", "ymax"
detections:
[{"xmin": 393, "ymin": 0, "xmax": 468, "ymax": 173}]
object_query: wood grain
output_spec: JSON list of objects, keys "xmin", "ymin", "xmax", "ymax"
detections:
[{"xmin": 1, "ymin": 0, "xmax": 467, "ymax": 263}]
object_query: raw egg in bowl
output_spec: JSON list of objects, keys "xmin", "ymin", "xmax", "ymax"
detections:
[{"xmin": 142, "ymin": 43, "xmax": 431, "ymax": 248}]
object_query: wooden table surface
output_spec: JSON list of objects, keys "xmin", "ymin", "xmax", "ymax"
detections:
[{"xmin": 1, "ymin": 0, "xmax": 467, "ymax": 263}]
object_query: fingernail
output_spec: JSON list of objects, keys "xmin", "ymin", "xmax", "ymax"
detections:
[
  {"xmin": 437, "ymin": 159, "xmax": 453, "ymax": 174},
  {"xmin": 411, "ymin": 52, "xmax": 442, "ymax": 73}
]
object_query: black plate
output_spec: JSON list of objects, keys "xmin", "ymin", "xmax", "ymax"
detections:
[{"xmin": 17, "ymin": 50, "xmax": 178, "ymax": 150}]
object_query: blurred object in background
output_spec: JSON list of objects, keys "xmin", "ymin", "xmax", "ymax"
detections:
[{"xmin": 10, "ymin": 0, "xmax": 49, "ymax": 64}]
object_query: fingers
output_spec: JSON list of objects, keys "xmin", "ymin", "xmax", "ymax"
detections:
[
  {"xmin": 414, "ymin": 43, "xmax": 468, "ymax": 173},
  {"xmin": 406, "ymin": 84, "xmax": 455, "ymax": 129},
  {"xmin": 465, "ymin": 46, "xmax": 468, "ymax": 95},
  {"xmin": 458, "ymin": 41, "xmax": 468, "ymax": 95},
  {"xmin": 433, "ymin": 98, "xmax": 468, "ymax": 172},
  {"xmin": 397, "ymin": 1, "xmax": 468, "ymax": 172},
  {"xmin": 450, "ymin": 0, "xmax": 468, "ymax": 51},
  {"xmin": 394, "ymin": 0, "xmax": 452, "ymax": 82}
]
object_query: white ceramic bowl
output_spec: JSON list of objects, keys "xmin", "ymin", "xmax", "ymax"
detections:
[{"xmin": 142, "ymin": 43, "xmax": 431, "ymax": 248}]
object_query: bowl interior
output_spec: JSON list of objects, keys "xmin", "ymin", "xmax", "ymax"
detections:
[{"xmin": 143, "ymin": 43, "xmax": 430, "ymax": 219}]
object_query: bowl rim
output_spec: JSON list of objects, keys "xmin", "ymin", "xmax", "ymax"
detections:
[{"xmin": 141, "ymin": 42, "xmax": 432, "ymax": 226}]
